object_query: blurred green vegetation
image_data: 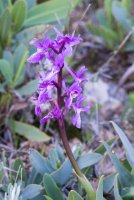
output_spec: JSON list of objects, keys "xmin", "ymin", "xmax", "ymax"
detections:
[{"xmin": 88, "ymin": 0, "xmax": 134, "ymax": 51}]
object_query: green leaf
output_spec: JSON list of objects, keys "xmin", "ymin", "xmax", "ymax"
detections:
[
  {"xmin": 122, "ymin": 0, "xmax": 132, "ymax": 12},
  {"xmin": 68, "ymin": 190, "xmax": 83, "ymax": 200},
  {"xmin": 11, "ymin": 0, "xmax": 27, "ymax": 32},
  {"xmin": 104, "ymin": 0, "xmax": 113, "ymax": 25},
  {"xmin": 111, "ymin": 121, "xmax": 134, "ymax": 167},
  {"xmin": 24, "ymin": 0, "xmax": 80, "ymax": 27},
  {"xmin": 0, "ymin": 59, "xmax": 13, "ymax": 84},
  {"xmin": 52, "ymin": 159, "xmax": 72, "ymax": 185},
  {"xmin": 30, "ymin": 149, "xmax": 53, "ymax": 175},
  {"xmin": 77, "ymin": 153, "xmax": 102, "ymax": 169},
  {"xmin": 27, "ymin": 0, "xmax": 36, "ymax": 10},
  {"xmin": 96, "ymin": 8, "xmax": 108, "ymax": 27},
  {"xmin": 0, "ymin": 83, "xmax": 5, "ymax": 93},
  {"xmin": 99, "ymin": 25, "xmax": 118, "ymax": 45},
  {"xmin": 22, "ymin": 184, "xmax": 43, "ymax": 200},
  {"xmin": 43, "ymin": 174, "xmax": 64, "ymax": 200},
  {"xmin": 126, "ymin": 42, "xmax": 134, "ymax": 52},
  {"xmin": 0, "ymin": 163, "xmax": 4, "ymax": 183},
  {"xmin": 45, "ymin": 196, "xmax": 53, "ymax": 200},
  {"xmin": 56, "ymin": 145, "xmax": 65, "ymax": 163},
  {"xmin": 95, "ymin": 137, "xmax": 116, "ymax": 154},
  {"xmin": 88, "ymin": 21, "xmax": 101, "ymax": 36},
  {"xmin": 10, "ymin": 120, "xmax": 50, "ymax": 142},
  {"xmin": 13, "ymin": 158, "xmax": 27, "ymax": 182},
  {"xmin": 131, "ymin": 167, "xmax": 134, "ymax": 176},
  {"xmin": 16, "ymin": 79, "xmax": 38, "ymax": 96},
  {"xmin": 13, "ymin": 44, "xmax": 27, "ymax": 72},
  {"xmin": 7, "ymin": 0, "xmax": 12, "ymax": 8},
  {"xmin": 104, "ymin": 142, "xmax": 134, "ymax": 187},
  {"xmin": 15, "ymin": 24, "xmax": 57, "ymax": 45},
  {"xmin": 112, "ymin": 1, "xmax": 132, "ymax": 31},
  {"xmin": 114, "ymin": 175, "xmax": 123, "ymax": 200},
  {"xmin": 13, "ymin": 44, "xmax": 28, "ymax": 87},
  {"xmin": 121, "ymin": 186, "xmax": 134, "ymax": 198},
  {"xmin": 0, "ymin": 0, "xmax": 4, "ymax": 15},
  {"xmin": 3, "ymin": 50, "xmax": 14, "ymax": 68},
  {"xmin": 103, "ymin": 174, "xmax": 116, "ymax": 193},
  {"xmin": 96, "ymin": 176, "xmax": 104, "ymax": 200},
  {"xmin": 128, "ymin": 92, "xmax": 134, "ymax": 105},
  {"xmin": 0, "ymin": 8, "xmax": 11, "ymax": 46},
  {"xmin": 88, "ymin": 22, "xmax": 118, "ymax": 49},
  {"xmin": 0, "ymin": 45, "xmax": 2, "ymax": 57},
  {"xmin": 78, "ymin": 176, "xmax": 96, "ymax": 200},
  {"xmin": 27, "ymin": 168, "xmax": 43, "ymax": 185},
  {"xmin": 49, "ymin": 149, "xmax": 60, "ymax": 170}
]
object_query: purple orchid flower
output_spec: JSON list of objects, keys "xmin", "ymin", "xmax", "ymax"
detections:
[
  {"xmin": 40, "ymin": 104, "xmax": 62, "ymax": 124},
  {"xmin": 35, "ymin": 105, "xmax": 41, "ymax": 117},
  {"xmin": 27, "ymin": 51, "xmax": 45, "ymax": 64},
  {"xmin": 35, "ymin": 91, "xmax": 51, "ymax": 116},
  {"xmin": 27, "ymin": 30, "xmax": 81, "ymax": 64},
  {"xmin": 64, "ymin": 82, "xmax": 82, "ymax": 109},
  {"xmin": 64, "ymin": 64, "xmax": 87, "ymax": 83},
  {"xmin": 72, "ymin": 96, "xmax": 90, "ymax": 128},
  {"xmin": 27, "ymin": 29, "xmax": 89, "ymax": 128},
  {"xmin": 27, "ymin": 37, "xmax": 52, "ymax": 63},
  {"xmin": 54, "ymin": 29, "xmax": 81, "ymax": 47}
]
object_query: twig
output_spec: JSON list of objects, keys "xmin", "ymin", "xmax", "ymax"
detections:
[
  {"xmin": 75, "ymin": 3, "xmax": 91, "ymax": 32},
  {"xmin": 72, "ymin": 3, "xmax": 91, "ymax": 56},
  {"xmin": 115, "ymin": 61, "xmax": 134, "ymax": 92},
  {"xmin": 98, "ymin": 30, "xmax": 133, "ymax": 76},
  {"xmin": 118, "ymin": 63, "xmax": 134, "ymax": 87}
]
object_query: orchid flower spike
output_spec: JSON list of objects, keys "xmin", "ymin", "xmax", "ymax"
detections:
[{"xmin": 27, "ymin": 29, "xmax": 90, "ymax": 128}]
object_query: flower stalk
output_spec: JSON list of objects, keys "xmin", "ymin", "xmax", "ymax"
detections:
[
  {"xmin": 27, "ymin": 29, "xmax": 90, "ymax": 178},
  {"xmin": 58, "ymin": 116, "xmax": 84, "ymax": 177},
  {"xmin": 57, "ymin": 68, "xmax": 84, "ymax": 177}
]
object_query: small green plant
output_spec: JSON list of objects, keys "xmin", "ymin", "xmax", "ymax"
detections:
[
  {"xmin": 1, "ymin": 122, "xmax": 134, "ymax": 199},
  {"xmin": 103, "ymin": 122, "xmax": 134, "ymax": 200},
  {"xmin": 88, "ymin": 0, "xmax": 134, "ymax": 51},
  {"xmin": 0, "ymin": 145, "xmax": 102, "ymax": 199}
]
